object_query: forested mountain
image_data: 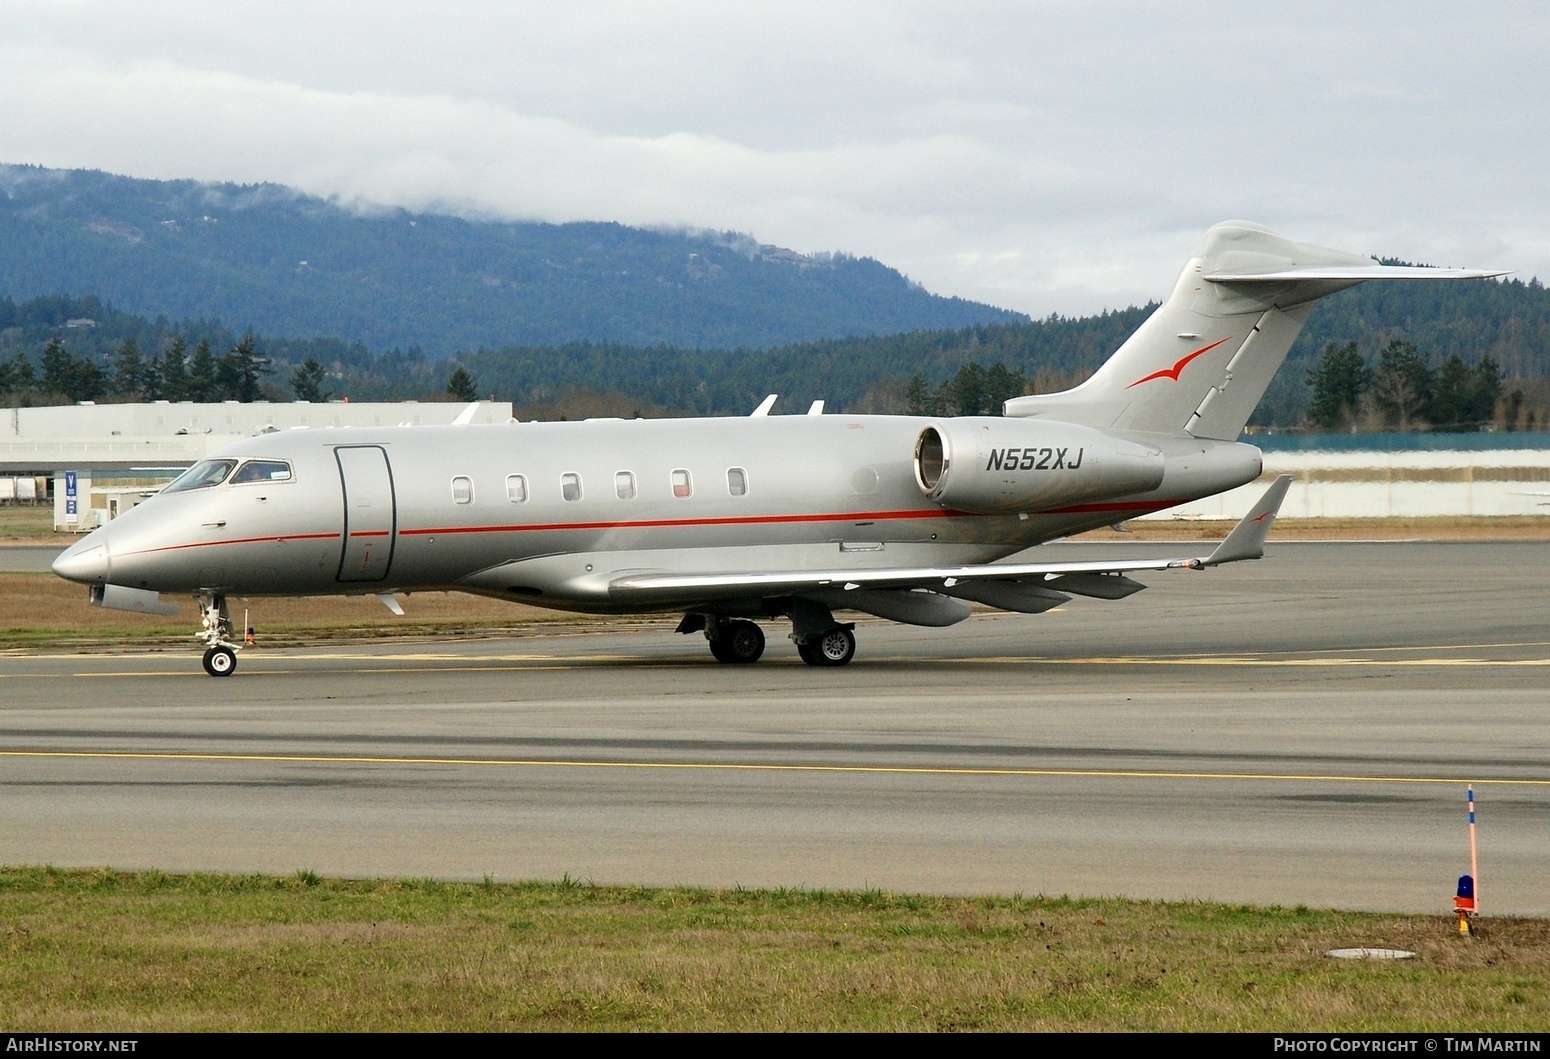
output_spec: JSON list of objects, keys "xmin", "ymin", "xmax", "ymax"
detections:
[
  {"xmin": 3, "ymin": 276, "xmax": 1545, "ymax": 429},
  {"xmin": 0, "ymin": 165, "xmax": 1024, "ymax": 353},
  {"xmin": 1, "ymin": 161, "xmax": 1545, "ymax": 427}
]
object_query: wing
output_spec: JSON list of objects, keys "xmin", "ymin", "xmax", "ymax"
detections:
[{"xmin": 609, "ymin": 476, "xmax": 1292, "ymax": 622}]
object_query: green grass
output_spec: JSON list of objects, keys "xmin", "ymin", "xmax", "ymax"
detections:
[
  {"xmin": 0, "ymin": 572, "xmax": 603, "ymax": 649},
  {"xmin": 0, "ymin": 505, "xmax": 72, "ymax": 541},
  {"xmin": 0, "ymin": 867, "xmax": 1545, "ymax": 1031}
]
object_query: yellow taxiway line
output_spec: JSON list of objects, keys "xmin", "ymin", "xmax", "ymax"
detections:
[{"xmin": 0, "ymin": 748, "xmax": 1545, "ymax": 787}]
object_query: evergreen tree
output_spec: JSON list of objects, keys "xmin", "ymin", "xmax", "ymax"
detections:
[
  {"xmin": 1429, "ymin": 354, "xmax": 1474, "ymax": 430},
  {"xmin": 12, "ymin": 353, "xmax": 35, "ymax": 389},
  {"xmin": 952, "ymin": 362, "xmax": 988, "ymax": 416},
  {"xmin": 74, "ymin": 357, "xmax": 107, "ymax": 401},
  {"xmin": 40, "ymin": 337, "xmax": 74, "ymax": 396},
  {"xmin": 1305, "ymin": 341, "xmax": 1372, "ymax": 429},
  {"xmin": 37, "ymin": 337, "xmax": 105, "ymax": 400},
  {"xmin": 982, "ymin": 362, "xmax": 1026, "ymax": 414},
  {"xmin": 220, "ymin": 333, "xmax": 270, "ymax": 402},
  {"xmin": 112, "ymin": 338, "xmax": 154, "ymax": 398},
  {"xmin": 445, "ymin": 366, "xmax": 478, "ymax": 401},
  {"xmin": 1425, "ymin": 353, "xmax": 1503, "ymax": 432},
  {"xmin": 187, "ymin": 339, "xmax": 219, "ymax": 401},
  {"xmin": 290, "ymin": 358, "xmax": 330, "ymax": 402},
  {"xmin": 1468, "ymin": 355, "xmax": 1503, "ymax": 428},
  {"xmin": 905, "ymin": 374, "xmax": 929, "ymax": 415},
  {"xmin": 160, "ymin": 336, "xmax": 189, "ymax": 401},
  {"xmin": 1504, "ymin": 387, "xmax": 1525, "ymax": 432}
]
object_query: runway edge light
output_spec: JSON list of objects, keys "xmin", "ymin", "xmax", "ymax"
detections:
[{"xmin": 1454, "ymin": 784, "xmax": 1478, "ymax": 936}]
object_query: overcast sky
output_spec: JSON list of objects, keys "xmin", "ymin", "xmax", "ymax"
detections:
[{"xmin": 0, "ymin": 2, "xmax": 1543, "ymax": 316}]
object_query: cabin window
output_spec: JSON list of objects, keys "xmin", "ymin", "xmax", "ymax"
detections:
[
  {"xmin": 230, "ymin": 459, "xmax": 293, "ymax": 484},
  {"xmin": 561, "ymin": 473, "xmax": 582, "ymax": 502},
  {"xmin": 163, "ymin": 459, "xmax": 237, "ymax": 493},
  {"xmin": 615, "ymin": 471, "xmax": 637, "ymax": 500},
  {"xmin": 727, "ymin": 467, "xmax": 748, "ymax": 496},
  {"xmin": 506, "ymin": 474, "xmax": 528, "ymax": 503},
  {"xmin": 671, "ymin": 469, "xmax": 692, "ymax": 498},
  {"xmin": 451, "ymin": 476, "xmax": 474, "ymax": 505}
]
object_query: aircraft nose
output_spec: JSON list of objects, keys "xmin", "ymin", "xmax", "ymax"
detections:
[{"xmin": 52, "ymin": 541, "xmax": 110, "ymax": 584}]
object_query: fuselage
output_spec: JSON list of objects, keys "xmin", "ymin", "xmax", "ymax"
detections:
[{"xmin": 52, "ymin": 414, "xmax": 1263, "ymax": 612}]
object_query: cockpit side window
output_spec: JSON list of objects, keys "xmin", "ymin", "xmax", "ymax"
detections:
[
  {"xmin": 230, "ymin": 460, "xmax": 294, "ymax": 485},
  {"xmin": 162, "ymin": 459, "xmax": 238, "ymax": 493}
]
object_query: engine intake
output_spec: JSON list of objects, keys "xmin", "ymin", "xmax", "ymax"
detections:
[{"xmin": 914, "ymin": 418, "xmax": 1164, "ymax": 514}]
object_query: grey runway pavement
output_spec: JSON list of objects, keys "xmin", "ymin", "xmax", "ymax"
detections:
[
  {"xmin": 1, "ymin": 540, "xmax": 1547, "ymax": 913},
  {"xmin": 0, "ymin": 545, "xmax": 64, "ymax": 572}
]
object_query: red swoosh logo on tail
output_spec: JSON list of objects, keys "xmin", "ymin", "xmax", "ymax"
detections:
[{"xmin": 1126, "ymin": 337, "xmax": 1231, "ymax": 388}]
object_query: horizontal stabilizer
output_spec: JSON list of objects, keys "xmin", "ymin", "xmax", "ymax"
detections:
[{"xmin": 1205, "ymin": 265, "xmax": 1508, "ymax": 283}]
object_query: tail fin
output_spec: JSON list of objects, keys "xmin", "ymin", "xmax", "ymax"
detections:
[{"xmin": 1005, "ymin": 221, "xmax": 1506, "ymax": 440}]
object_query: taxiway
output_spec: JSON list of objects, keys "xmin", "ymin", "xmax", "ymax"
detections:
[{"xmin": 2, "ymin": 541, "xmax": 1547, "ymax": 912}]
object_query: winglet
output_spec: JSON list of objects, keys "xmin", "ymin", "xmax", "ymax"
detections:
[
  {"xmin": 1201, "ymin": 475, "xmax": 1292, "ymax": 566},
  {"xmin": 452, "ymin": 402, "xmax": 480, "ymax": 426},
  {"xmin": 751, "ymin": 394, "xmax": 778, "ymax": 417}
]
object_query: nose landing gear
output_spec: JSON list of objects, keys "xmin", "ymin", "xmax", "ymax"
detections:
[{"xmin": 196, "ymin": 592, "xmax": 240, "ymax": 677}]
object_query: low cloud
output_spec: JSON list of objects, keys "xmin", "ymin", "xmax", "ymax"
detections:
[{"xmin": 0, "ymin": 3, "xmax": 1541, "ymax": 315}]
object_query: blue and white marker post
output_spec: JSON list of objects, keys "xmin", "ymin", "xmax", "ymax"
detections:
[{"xmin": 1454, "ymin": 785, "xmax": 1478, "ymax": 935}]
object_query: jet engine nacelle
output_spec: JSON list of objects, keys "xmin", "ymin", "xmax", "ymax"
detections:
[{"xmin": 913, "ymin": 418, "xmax": 1165, "ymax": 513}]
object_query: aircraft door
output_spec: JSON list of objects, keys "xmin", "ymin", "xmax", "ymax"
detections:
[{"xmin": 335, "ymin": 446, "xmax": 397, "ymax": 582}]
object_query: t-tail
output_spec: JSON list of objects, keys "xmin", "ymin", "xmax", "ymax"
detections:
[{"xmin": 1004, "ymin": 221, "xmax": 1507, "ymax": 440}]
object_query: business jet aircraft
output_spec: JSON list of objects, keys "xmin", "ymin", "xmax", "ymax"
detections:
[{"xmin": 52, "ymin": 222, "xmax": 1504, "ymax": 675}]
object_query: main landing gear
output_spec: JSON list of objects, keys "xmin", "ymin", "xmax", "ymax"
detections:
[
  {"xmin": 680, "ymin": 606, "xmax": 857, "ymax": 667},
  {"xmin": 196, "ymin": 591, "xmax": 241, "ymax": 677},
  {"xmin": 795, "ymin": 625, "xmax": 856, "ymax": 667},
  {"xmin": 707, "ymin": 618, "xmax": 766, "ymax": 664}
]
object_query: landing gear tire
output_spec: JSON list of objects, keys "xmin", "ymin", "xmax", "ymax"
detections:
[
  {"xmin": 799, "ymin": 626, "xmax": 856, "ymax": 667},
  {"xmin": 202, "ymin": 645, "xmax": 237, "ymax": 677},
  {"xmin": 710, "ymin": 619, "xmax": 765, "ymax": 664}
]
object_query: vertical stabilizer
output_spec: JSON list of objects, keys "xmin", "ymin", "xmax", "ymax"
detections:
[{"xmin": 1004, "ymin": 222, "xmax": 1505, "ymax": 440}]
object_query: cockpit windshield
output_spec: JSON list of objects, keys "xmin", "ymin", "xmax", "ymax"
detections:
[
  {"xmin": 230, "ymin": 460, "xmax": 294, "ymax": 484},
  {"xmin": 162, "ymin": 459, "xmax": 239, "ymax": 493}
]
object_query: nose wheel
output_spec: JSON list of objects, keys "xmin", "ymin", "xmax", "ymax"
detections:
[
  {"xmin": 195, "ymin": 591, "xmax": 240, "ymax": 677},
  {"xmin": 203, "ymin": 645, "xmax": 238, "ymax": 677}
]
